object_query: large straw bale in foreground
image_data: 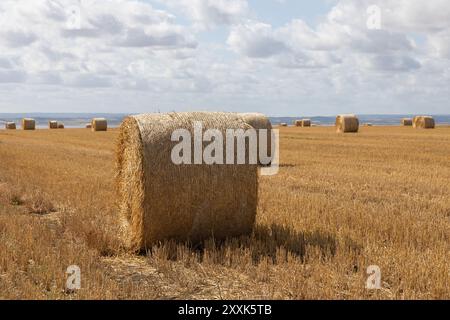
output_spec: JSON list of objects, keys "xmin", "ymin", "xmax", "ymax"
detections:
[
  {"xmin": 240, "ymin": 113, "xmax": 273, "ymax": 165},
  {"xmin": 5, "ymin": 122, "xmax": 16, "ymax": 130},
  {"xmin": 49, "ymin": 121, "xmax": 58, "ymax": 129},
  {"xmin": 413, "ymin": 116, "xmax": 435, "ymax": 129},
  {"xmin": 336, "ymin": 114, "xmax": 359, "ymax": 133},
  {"xmin": 401, "ymin": 118, "xmax": 413, "ymax": 126},
  {"xmin": 22, "ymin": 118, "xmax": 36, "ymax": 130},
  {"xmin": 116, "ymin": 112, "xmax": 258, "ymax": 251},
  {"xmin": 92, "ymin": 118, "xmax": 108, "ymax": 131}
]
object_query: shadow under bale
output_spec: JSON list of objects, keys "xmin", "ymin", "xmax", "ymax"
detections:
[
  {"xmin": 249, "ymin": 224, "xmax": 337, "ymax": 264},
  {"xmin": 144, "ymin": 224, "xmax": 339, "ymax": 265}
]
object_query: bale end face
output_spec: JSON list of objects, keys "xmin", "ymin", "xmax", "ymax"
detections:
[
  {"xmin": 336, "ymin": 115, "xmax": 359, "ymax": 133},
  {"xmin": 414, "ymin": 116, "xmax": 435, "ymax": 129},
  {"xmin": 116, "ymin": 113, "xmax": 258, "ymax": 251},
  {"xmin": 401, "ymin": 118, "xmax": 413, "ymax": 126},
  {"xmin": 92, "ymin": 118, "xmax": 108, "ymax": 131}
]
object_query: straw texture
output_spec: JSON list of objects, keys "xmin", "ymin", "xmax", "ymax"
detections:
[{"xmin": 116, "ymin": 112, "xmax": 259, "ymax": 251}]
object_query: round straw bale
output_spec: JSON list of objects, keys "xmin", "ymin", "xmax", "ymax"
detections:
[
  {"xmin": 280, "ymin": 123, "xmax": 288, "ymax": 127},
  {"xmin": 92, "ymin": 118, "xmax": 108, "ymax": 131},
  {"xmin": 301, "ymin": 119, "xmax": 312, "ymax": 127},
  {"xmin": 240, "ymin": 113, "xmax": 273, "ymax": 166},
  {"xmin": 336, "ymin": 114, "xmax": 359, "ymax": 133},
  {"xmin": 413, "ymin": 116, "xmax": 435, "ymax": 129},
  {"xmin": 58, "ymin": 123, "xmax": 65, "ymax": 129},
  {"xmin": 22, "ymin": 118, "xmax": 36, "ymax": 130},
  {"xmin": 294, "ymin": 120, "xmax": 302, "ymax": 127},
  {"xmin": 49, "ymin": 121, "xmax": 58, "ymax": 129},
  {"xmin": 401, "ymin": 118, "xmax": 413, "ymax": 126},
  {"xmin": 86, "ymin": 123, "xmax": 92, "ymax": 129},
  {"xmin": 116, "ymin": 112, "xmax": 258, "ymax": 251},
  {"xmin": 5, "ymin": 122, "xmax": 16, "ymax": 130}
]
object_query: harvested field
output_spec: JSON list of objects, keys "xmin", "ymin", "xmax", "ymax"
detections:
[{"xmin": 0, "ymin": 126, "xmax": 449, "ymax": 299}]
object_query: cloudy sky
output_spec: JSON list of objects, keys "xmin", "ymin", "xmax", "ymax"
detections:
[{"xmin": 0, "ymin": 0, "xmax": 449, "ymax": 116}]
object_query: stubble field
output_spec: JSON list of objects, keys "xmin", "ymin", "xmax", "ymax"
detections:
[{"xmin": 0, "ymin": 125, "xmax": 449, "ymax": 299}]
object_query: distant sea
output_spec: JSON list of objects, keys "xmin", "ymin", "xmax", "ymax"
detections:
[{"xmin": 1, "ymin": 113, "xmax": 450, "ymax": 129}]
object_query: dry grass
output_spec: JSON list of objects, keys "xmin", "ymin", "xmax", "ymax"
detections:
[{"xmin": 0, "ymin": 126, "xmax": 449, "ymax": 300}]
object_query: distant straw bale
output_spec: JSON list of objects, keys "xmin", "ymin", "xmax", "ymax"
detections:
[
  {"xmin": 92, "ymin": 118, "xmax": 108, "ymax": 131},
  {"xmin": 413, "ymin": 116, "xmax": 435, "ymax": 129},
  {"xmin": 49, "ymin": 121, "xmax": 58, "ymax": 129},
  {"xmin": 22, "ymin": 118, "xmax": 36, "ymax": 131},
  {"xmin": 301, "ymin": 119, "xmax": 312, "ymax": 127},
  {"xmin": 5, "ymin": 122, "xmax": 16, "ymax": 130},
  {"xmin": 401, "ymin": 118, "xmax": 413, "ymax": 126},
  {"xmin": 336, "ymin": 114, "xmax": 359, "ymax": 133}
]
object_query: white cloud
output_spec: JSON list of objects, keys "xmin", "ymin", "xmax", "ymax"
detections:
[
  {"xmin": 0, "ymin": 0, "xmax": 197, "ymax": 88},
  {"xmin": 160, "ymin": 0, "xmax": 249, "ymax": 29},
  {"xmin": 228, "ymin": 22, "xmax": 287, "ymax": 58},
  {"xmin": 0, "ymin": 0, "xmax": 449, "ymax": 115}
]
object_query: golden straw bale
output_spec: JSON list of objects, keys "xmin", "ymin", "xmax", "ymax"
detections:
[
  {"xmin": 401, "ymin": 118, "xmax": 413, "ymax": 126},
  {"xmin": 22, "ymin": 118, "xmax": 36, "ymax": 131},
  {"xmin": 301, "ymin": 119, "xmax": 312, "ymax": 127},
  {"xmin": 336, "ymin": 114, "xmax": 359, "ymax": 133},
  {"xmin": 86, "ymin": 123, "xmax": 92, "ymax": 129},
  {"xmin": 280, "ymin": 123, "xmax": 288, "ymax": 127},
  {"xmin": 413, "ymin": 116, "xmax": 435, "ymax": 129},
  {"xmin": 49, "ymin": 121, "xmax": 58, "ymax": 129},
  {"xmin": 92, "ymin": 118, "xmax": 108, "ymax": 131},
  {"xmin": 5, "ymin": 122, "xmax": 16, "ymax": 130},
  {"xmin": 294, "ymin": 120, "xmax": 302, "ymax": 127},
  {"xmin": 116, "ymin": 112, "xmax": 258, "ymax": 251},
  {"xmin": 58, "ymin": 123, "xmax": 65, "ymax": 129}
]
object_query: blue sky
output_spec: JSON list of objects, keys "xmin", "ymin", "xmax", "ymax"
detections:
[{"xmin": 0, "ymin": 0, "xmax": 448, "ymax": 116}]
